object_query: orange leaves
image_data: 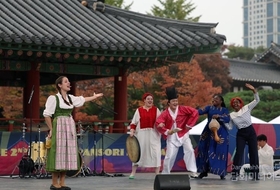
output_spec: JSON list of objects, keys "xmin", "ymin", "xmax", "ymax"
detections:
[
  {"xmin": 160, "ymin": 61, "xmax": 221, "ymax": 108},
  {"xmin": 127, "ymin": 59, "xmax": 222, "ymax": 109},
  {"xmin": 75, "ymin": 112, "xmax": 98, "ymax": 122},
  {"xmin": 0, "ymin": 87, "xmax": 23, "ymax": 119}
]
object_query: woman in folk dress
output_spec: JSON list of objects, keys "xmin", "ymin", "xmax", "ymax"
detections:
[
  {"xmin": 43, "ymin": 76, "xmax": 103, "ymax": 190},
  {"xmin": 129, "ymin": 93, "xmax": 161, "ymax": 179},
  {"xmin": 196, "ymin": 94, "xmax": 230, "ymax": 180}
]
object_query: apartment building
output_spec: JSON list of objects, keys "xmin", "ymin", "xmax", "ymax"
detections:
[{"xmin": 243, "ymin": 0, "xmax": 280, "ymax": 48}]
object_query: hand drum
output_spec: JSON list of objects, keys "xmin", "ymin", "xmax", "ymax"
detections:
[{"xmin": 126, "ymin": 136, "xmax": 141, "ymax": 163}]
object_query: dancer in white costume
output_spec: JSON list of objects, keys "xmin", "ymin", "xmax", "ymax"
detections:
[
  {"xmin": 129, "ymin": 93, "xmax": 161, "ymax": 179},
  {"xmin": 156, "ymin": 86, "xmax": 199, "ymax": 178}
]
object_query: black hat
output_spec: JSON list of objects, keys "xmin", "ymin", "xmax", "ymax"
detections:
[{"xmin": 165, "ymin": 86, "xmax": 178, "ymax": 101}]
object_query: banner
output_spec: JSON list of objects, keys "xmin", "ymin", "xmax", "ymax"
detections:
[{"xmin": 1, "ymin": 123, "xmax": 280, "ymax": 175}]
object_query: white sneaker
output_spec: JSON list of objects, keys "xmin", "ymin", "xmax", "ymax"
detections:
[{"xmin": 189, "ymin": 172, "xmax": 198, "ymax": 178}]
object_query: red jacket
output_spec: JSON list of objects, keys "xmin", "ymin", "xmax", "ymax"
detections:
[{"xmin": 155, "ymin": 105, "xmax": 198, "ymax": 139}]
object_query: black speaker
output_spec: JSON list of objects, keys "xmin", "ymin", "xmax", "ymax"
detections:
[{"xmin": 154, "ymin": 174, "xmax": 191, "ymax": 190}]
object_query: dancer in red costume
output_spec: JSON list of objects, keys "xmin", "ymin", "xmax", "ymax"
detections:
[
  {"xmin": 156, "ymin": 86, "xmax": 199, "ymax": 177},
  {"xmin": 129, "ymin": 93, "xmax": 161, "ymax": 179}
]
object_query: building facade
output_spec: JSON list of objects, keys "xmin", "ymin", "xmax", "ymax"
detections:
[{"xmin": 243, "ymin": 0, "xmax": 280, "ymax": 48}]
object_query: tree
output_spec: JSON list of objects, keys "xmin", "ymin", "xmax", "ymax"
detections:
[
  {"xmin": 194, "ymin": 53, "xmax": 232, "ymax": 94},
  {"xmin": 222, "ymin": 44, "xmax": 267, "ymax": 60},
  {"xmin": 105, "ymin": 0, "xmax": 133, "ymax": 10},
  {"xmin": 0, "ymin": 87, "xmax": 23, "ymax": 119},
  {"xmin": 149, "ymin": 0, "xmax": 201, "ymax": 21},
  {"xmin": 75, "ymin": 77, "xmax": 115, "ymax": 121},
  {"xmin": 127, "ymin": 61, "xmax": 221, "ymax": 118},
  {"xmin": 127, "ymin": 69, "xmax": 163, "ymax": 118},
  {"xmin": 223, "ymin": 89, "xmax": 280, "ymax": 122},
  {"xmin": 155, "ymin": 61, "xmax": 221, "ymax": 108}
]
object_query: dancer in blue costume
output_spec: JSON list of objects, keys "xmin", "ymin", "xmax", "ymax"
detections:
[{"xmin": 196, "ymin": 94, "xmax": 230, "ymax": 180}]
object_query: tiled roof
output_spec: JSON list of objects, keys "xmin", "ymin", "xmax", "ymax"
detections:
[
  {"xmin": 227, "ymin": 58, "xmax": 280, "ymax": 84},
  {"xmin": 0, "ymin": 0, "xmax": 226, "ymax": 53},
  {"xmin": 256, "ymin": 42, "xmax": 280, "ymax": 65}
]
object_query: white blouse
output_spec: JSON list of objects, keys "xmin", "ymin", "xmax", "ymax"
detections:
[
  {"xmin": 43, "ymin": 93, "xmax": 85, "ymax": 117},
  {"xmin": 229, "ymin": 93, "xmax": 260, "ymax": 129}
]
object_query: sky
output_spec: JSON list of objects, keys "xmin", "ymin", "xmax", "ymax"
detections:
[{"xmin": 127, "ymin": 0, "xmax": 243, "ymax": 46}]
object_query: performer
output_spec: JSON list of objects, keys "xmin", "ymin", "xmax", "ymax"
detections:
[
  {"xmin": 196, "ymin": 94, "xmax": 230, "ymax": 180},
  {"xmin": 240, "ymin": 134, "xmax": 274, "ymax": 177},
  {"xmin": 43, "ymin": 76, "xmax": 103, "ymax": 190},
  {"xmin": 129, "ymin": 93, "xmax": 161, "ymax": 179},
  {"xmin": 229, "ymin": 83, "xmax": 260, "ymax": 180},
  {"xmin": 155, "ymin": 86, "xmax": 199, "ymax": 177}
]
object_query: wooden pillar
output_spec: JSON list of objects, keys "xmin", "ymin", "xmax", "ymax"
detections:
[
  {"xmin": 23, "ymin": 62, "xmax": 40, "ymax": 124},
  {"xmin": 114, "ymin": 70, "xmax": 127, "ymax": 132}
]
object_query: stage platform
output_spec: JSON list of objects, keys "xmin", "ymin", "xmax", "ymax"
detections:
[{"xmin": 1, "ymin": 172, "xmax": 280, "ymax": 190}]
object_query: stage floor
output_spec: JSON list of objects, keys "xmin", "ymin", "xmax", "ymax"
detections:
[{"xmin": 1, "ymin": 172, "xmax": 280, "ymax": 190}]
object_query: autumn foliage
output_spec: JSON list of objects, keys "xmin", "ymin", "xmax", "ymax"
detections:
[
  {"xmin": 194, "ymin": 53, "xmax": 232, "ymax": 93},
  {"xmin": 0, "ymin": 87, "xmax": 23, "ymax": 119},
  {"xmin": 127, "ymin": 60, "xmax": 221, "ymax": 113}
]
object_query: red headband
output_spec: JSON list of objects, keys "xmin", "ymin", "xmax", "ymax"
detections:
[
  {"xmin": 230, "ymin": 97, "xmax": 244, "ymax": 108},
  {"xmin": 142, "ymin": 93, "xmax": 153, "ymax": 101}
]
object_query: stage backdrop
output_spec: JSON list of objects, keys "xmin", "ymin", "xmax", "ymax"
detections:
[{"xmin": 1, "ymin": 124, "xmax": 280, "ymax": 176}]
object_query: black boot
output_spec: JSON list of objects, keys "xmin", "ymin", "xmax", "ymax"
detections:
[
  {"xmin": 198, "ymin": 172, "xmax": 208, "ymax": 179},
  {"xmin": 252, "ymin": 172, "xmax": 259, "ymax": 181},
  {"xmin": 230, "ymin": 172, "xmax": 238, "ymax": 181}
]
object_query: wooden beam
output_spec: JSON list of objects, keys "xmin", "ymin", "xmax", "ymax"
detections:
[
  {"xmin": 0, "ymin": 60, "xmax": 31, "ymax": 71},
  {"xmin": 40, "ymin": 62, "xmax": 119, "ymax": 76}
]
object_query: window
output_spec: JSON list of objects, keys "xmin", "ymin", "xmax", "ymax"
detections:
[
  {"xmin": 267, "ymin": 3, "xmax": 273, "ymax": 17},
  {"xmin": 244, "ymin": 0, "xmax": 248, "ymax": 6},
  {"xmin": 267, "ymin": 34, "xmax": 273, "ymax": 47},
  {"xmin": 267, "ymin": 18, "xmax": 273, "ymax": 33},
  {"xmin": 244, "ymin": 23, "xmax": 249, "ymax": 36},
  {"xmin": 244, "ymin": 7, "xmax": 248, "ymax": 21},
  {"xmin": 244, "ymin": 38, "xmax": 249, "ymax": 47},
  {"xmin": 278, "ymin": 3, "xmax": 280, "ymax": 16},
  {"xmin": 278, "ymin": 18, "xmax": 280, "ymax": 33}
]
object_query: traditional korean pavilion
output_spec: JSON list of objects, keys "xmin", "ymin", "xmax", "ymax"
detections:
[
  {"xmin": 226, "ymin": 42, "xmax": 280, "ymax": 92},
  {"xmin": 256, "ymin": 42, "xmax": 280, "ymax": 66},
  {"xmin": 0, "ymin": 0, "xmax": 226, "ymax": 131},
  {"xmin": 227, "ymin": 58, "xmax": 280, "ymax": 92}
]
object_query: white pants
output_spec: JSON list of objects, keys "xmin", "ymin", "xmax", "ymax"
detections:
[
  {"xmin": 240, "ymin": 163, "xmax": 274, "ymax": 176},
  {"xmin": 162, "ymin": 135, "xmax": 197, "ymax": 174}
]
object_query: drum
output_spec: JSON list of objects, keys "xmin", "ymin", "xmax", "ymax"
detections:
[
  {"xmin": 31, "ymin": 141, "xmax": 46, "ymax": 162},
  {"xmin": 126, "ymin": 136, "xmax": 141, "ymax": 163},
  {"xmin": 66, "ymin": 153, "xmax": 82, "ymax": 177}
]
